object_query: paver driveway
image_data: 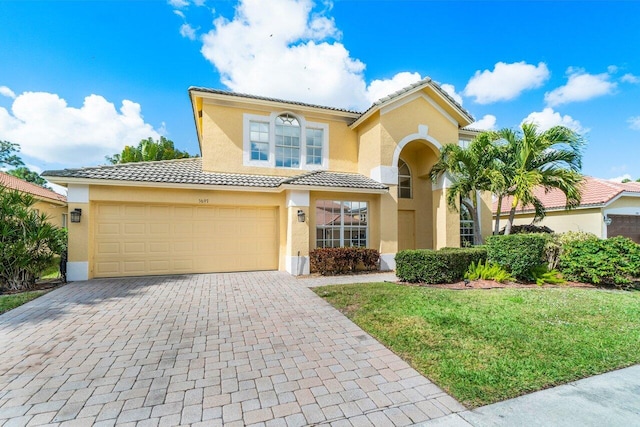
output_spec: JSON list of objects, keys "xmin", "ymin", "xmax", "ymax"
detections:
[{"xmin": 0, "ymin": 272, "xmax": 464, "ymax": 426}]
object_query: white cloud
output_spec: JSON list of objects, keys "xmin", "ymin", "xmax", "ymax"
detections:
[
  {"xmin": 621, "ymin": 73, "xmax": 640, "ymax": 84},
  {"xmin": 469, "ymin": 114, "xmax": 496, "ymax": 130},
  {"xmin": 439, "ymin": 83, "xmax": 463, "ymax": 106},
  {"xmin": 0, "ymin": 86, "xmax": 16, "ymax": 99},
  {"xmin": 522, "ymin": 107, "xmax": 585, "ymax": 133},
  {"xmin": 173, "ymin": 10, "xmax": 186, "ymax": 19},
  {"xmin": 180, "ymin": 23, "xmax": 197, "ymax": 40},
  {"xmin": 608, "ymin": 174, "xmax": 632, "ymax": 183},
  {"xmin": 168, "ymin": 0, "xmax": 189, "ymax": 8},
  {"xmin": 628, "ymin": 116, "xmax": 640, "ymax": 130},
  {"xmin": 463, "ymin": 61, "xmax": 550, "ymax": 104},
  {"xmin": 197, "ymin": 0, "xmax": 436, "ymax": 111},
  {"xmin": 544, "ymin": 68, "xmax": 617, "ymax": 106},
  {"xmin": 607, "ymin": 65, "xmax": 618, "ymax": 74},
  {"xmin": 365, "ymin": 72, "xmax": 422, "ymax": 104},
  {"xmin": 0, "ymin": 91, "xmax": 161, "ymax": 166}
]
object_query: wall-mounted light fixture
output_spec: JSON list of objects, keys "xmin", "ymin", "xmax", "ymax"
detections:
[
  {"xmin": 603, "ymin": 215, "xmax": 612, "ymax": 226},
  {"xmin": 297, "ymin": 209, "xmax": 306, "ymax": 223},
  {"xmin": 70, "ymin": 208, "xmax": 82, "ymax": 223}
]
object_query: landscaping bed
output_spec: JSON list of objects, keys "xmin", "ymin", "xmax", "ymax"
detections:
[{"xmin": 314, "ymin": 282, "xmax": 640, "ymax": 408}]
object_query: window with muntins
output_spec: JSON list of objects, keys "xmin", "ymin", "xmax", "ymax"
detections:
[
  {"xmin": 460, "ymin": 203, "xmax": 475, "ymax": 247},
  {"xmin": 250, "ymin": 121, "xmax": 269, "ymax": 161},
  {"xmin": 398, "ymin": 159, "xmax": 412, "ymax": 199},
  {"xmin": 316, "ymin": 200, "xmax": 368, "ymax": 248},
  {"xmin": 243, "ymin": 112, "xmax": 327, "ymax": 169},
  {"xmin": 275, "ymin": 114, "xmax": 301, "ymax": 168}
]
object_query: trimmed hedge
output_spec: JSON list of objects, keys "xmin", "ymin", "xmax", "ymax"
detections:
[
  {"xmin": 559, "ymin": 236, "xmax": 640, "ymax": 289},
  {"xmin": 395, "ymin": 247, "xmax": 487, "ymax": 283},
  {"xmin": 486, "ymin": 233, "xmax": 550, "ymax": 282},
  {"xmin": 310, "ymin": 247, "xmax": 380, "ymax": 275}
]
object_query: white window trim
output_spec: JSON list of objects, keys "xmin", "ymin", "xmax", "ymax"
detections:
[
  {"xmin": 243, "ymin": 112, "xmax": 328, "ymax": 170},
  {"xmin": 398, "ymin": 158, "xmax": 412, "ymax": 199}
]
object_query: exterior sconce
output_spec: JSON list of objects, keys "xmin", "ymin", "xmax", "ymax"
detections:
[
  {"xmin": 604, "ymin": 215, "xmax": 612, "ymax": 226},
  {"xmin": 297, "ymin": 209, "xmax": 306, "ymax": 223},
  {"xmin": 70, "ymin": 208, "xmax": 82, "ymax": 223}
]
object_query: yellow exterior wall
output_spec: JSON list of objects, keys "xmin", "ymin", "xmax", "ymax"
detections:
[
  {"xmin": 87, "ymin": 185, "xmax": 287, "ymax": 278},
  {"xmin": 479, "ymin": 191, "xmax": 493, "ymax": 242},
  {"xmin": 607, "ymin": 196, "xmax": 640, "ymax": 212},
  {"xmin": 200, "ymin": 102, "xmax": 358, "ymax": 175},
  {"xmin": 67, "ymin": 202, "xmax": 90, "ymax": 265},
  {"xmin": 33, "ymin": 200, "xmax": 66, "ymax": 228},
  {"xmin": 500, "ymin": 208, "xmax": 603, "ymax": 236},
  {"xmin": 356, "ymin": 114, "xmax": 382, "ymax": 177}
]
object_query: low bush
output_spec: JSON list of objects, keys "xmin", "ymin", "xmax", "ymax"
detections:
[
  {"xmin": 310, "ymin": 247, "xmax": 380, "ymax": 275},
  {"xmin": 464, "ymin": 260, "xmax": 514, "ymax": 283},
  {"xmin": 530, "ymin": 265, "xmax": 565, "ymax": 286},
  {"xmin": 559, "ymin": 236, "xmax": 640, "ymax": 290},
  {"xmin": 545, "ymin": 231, "xmax": 599, "ymax": 270},
  {"xmin": 486, "ymin": 234, "xmax": 550, "ymax": 282},
  {"xmin": 499, "ymin": 224, "xmax": 554, "ymax": 234},
  {"xmin": 396, "ymin": 247, "xmax": 487, "ymax": 283}
]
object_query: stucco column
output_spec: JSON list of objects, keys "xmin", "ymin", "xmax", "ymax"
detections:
[
  {"xmin": 285, "ymin": 190, "xmax": 310, "ymax": 275},
  {"xmin": 379, "ymin": 186, "xmax": 398, "ymax": 270},
  {"xmin": 432, "ymin": 178, "xmax": 460, "ymax": 249},
  {"xmin": 66, "ymin": 184, "xmax": 91, "ymax": 281}
]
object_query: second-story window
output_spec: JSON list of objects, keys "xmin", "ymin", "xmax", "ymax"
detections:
[
  {"xmin": 275, "ymin": 114, "xmax": 301, "ymax": 168},
  {"xmin": 244, "ymin": 112, "xmax": 328, "ymax": 170}
]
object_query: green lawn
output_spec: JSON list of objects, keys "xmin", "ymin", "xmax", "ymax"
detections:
[
  {"xmin": 314, "ymin": 283, "xmax": 640, "ymax": 407},
  {"xmin": 0, "ymin": 290, "xmax": 48, "ymax": 315}
]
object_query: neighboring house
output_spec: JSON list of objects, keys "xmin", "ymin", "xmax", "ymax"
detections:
[
  {"xmin": 43, "ymin": 78, "xmax": 493, "ymax": 281},
  {"xmin": 0, "ymin": 171, "xmax": 68, "ymax": 228},
  {"xmin": 493, "ymin": 176, "xmax": 640, "ymax": 243}
]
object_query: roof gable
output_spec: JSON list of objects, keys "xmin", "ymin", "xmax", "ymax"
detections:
[{"xmin": 0, "ymin": 172, "xmax": 66, "ymax": 203}]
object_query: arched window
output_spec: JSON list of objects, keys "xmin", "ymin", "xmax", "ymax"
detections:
[
  {"xmin": 460, "ymin": 203, "xmax": 475, "ymax": 247},
  {"xmin": 398, "ymin": 159, "xmax": 412, "ymax": 198},
  {"xmin": 275, "ymin": 113, "xmax": 301, "ymax": 168}
]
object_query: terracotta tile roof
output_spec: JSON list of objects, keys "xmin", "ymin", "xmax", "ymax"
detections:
[
  {"xmin": 0, "ymin": 171, "xmax": 66, "ymax": 203},
  {"xmin": 492, "ymin": 176, "xmax": 640, "ymax": 214},
  {"xmin": 42, "ymin": 158, "xmax": 388, "ymax": 192}
]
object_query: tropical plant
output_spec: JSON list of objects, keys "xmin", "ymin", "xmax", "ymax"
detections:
[
  {"xmin": 492, "ymin": 123, "xmax": 585, "ymax": 235},
  {"xmin": 106, "ymin": 136, "xmax": 197, "ymax": 164},
  {"xmin": 429, "ymin": 133, "xmax": 505, "ymax": 244},
  {"xmin": 529, "ymin": 265, "xmax": 565, "ymax": 286},
  {"xmin": 464, "ymin": 260, "xmax": 514, "ymax": 283},
  {"xmin": 6, "ymin": 166, "xmax": 50, "ymax": 189},
  {"xmin": 0, "ymin": 186, "xmax": 67, "ymax": 291}
]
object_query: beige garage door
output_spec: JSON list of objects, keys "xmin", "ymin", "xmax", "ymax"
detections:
[{"xmin": 94, "ymin": 203, "xmax": 279, "ymax": 278}]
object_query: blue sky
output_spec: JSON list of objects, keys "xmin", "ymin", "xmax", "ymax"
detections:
[{"xmin": 1, "ymin": 0, "xmax": 639, "ymax": 188}]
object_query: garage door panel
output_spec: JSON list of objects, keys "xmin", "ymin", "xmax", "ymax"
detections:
[{"xmin": 94, "ymin": 203, "xmax": 278, "ymax": 277}]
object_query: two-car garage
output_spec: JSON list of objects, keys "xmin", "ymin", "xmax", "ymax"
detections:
[{"xmin": 93, "ymin": 203, "xmax": 279, "ymax": 278}]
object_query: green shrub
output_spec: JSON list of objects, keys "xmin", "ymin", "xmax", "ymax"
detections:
[
  {"xmin": 546, "ymin": 231, "xmax": 599, "ymax": 270},
  {"xmin": 310, "ymin": 247, "xmax": 380, "ymax": 275},
  {"xmin": 396, "ymin": 247, "xmax": 487, "ymax": 283},
  {"xmin": 486, "ymin": 233, "xmax": 550, "ymax": 282},
  {"xmin": 464, "ymin": 260, "xmax": 514, "ymax": 283},
  {"xmin": 559, "ymin": 236, "xmax": 640, "ymax": 289}
]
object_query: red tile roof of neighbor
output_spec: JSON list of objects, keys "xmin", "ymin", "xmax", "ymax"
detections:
[
  {"xmin": 492, "ymin": 176, "xmax": 640, "ymax": 214},
  {"xmin": 0, "ymin": 171, "xmax": 67, "ymax": 204}
]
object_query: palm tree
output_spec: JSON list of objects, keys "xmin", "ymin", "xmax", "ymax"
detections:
[
  {"xmin": 430, "ymin": 133, "xmax": 505, "ymax": 245},
  {"xmin": 495, "ymin": 123, "xmax": 585, "ymax": 235}
]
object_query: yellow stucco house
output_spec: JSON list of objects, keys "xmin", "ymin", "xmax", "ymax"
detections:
[
  {"xmin": 0, "ymin": 171, "xmax": 67, "ymax": 228},
  {"xmin": 493, "ymin": 176, "xmax": 640, "ymax": 243},
  {"xmin": 44, "ymin": 78, "xmax": 492, "ymax": 281}
]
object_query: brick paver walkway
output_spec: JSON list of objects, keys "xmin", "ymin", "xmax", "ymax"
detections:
[{"xmin": 0, "ymin": 272, "xmax": 464, "ymax": 426}]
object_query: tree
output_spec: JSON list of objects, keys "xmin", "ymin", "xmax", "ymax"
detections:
[
  {"xmin": 0, "ymin": 186, "xmax": 66, "ymax": 291},
  {"xmin": 430, "ymin": 133, "xmax": 505, "ymax": 245},
  {"xmin": 7, "ymin": 166, "xmax": 50, "ymax": 189},
  {"xmin": 0, "ymin": 140, "xmax": 24, "ymax": 168},
  {"xmin": 495, "ymin": 123, "xmax": 585, "ymax": 235},
  {"xmin": 106, "ymin": 136, "xmax": 197, "ymax": 164}
]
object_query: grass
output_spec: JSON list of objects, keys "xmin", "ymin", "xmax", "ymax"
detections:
[
  {"xmin": 0, "ymin": 290, "xmax": 48, "ymax": 315},
  {"xmin": 314, "ymin": 283, "xmax": 640, "ymax": 407}
]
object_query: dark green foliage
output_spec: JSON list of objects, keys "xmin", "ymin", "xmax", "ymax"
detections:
[
  {"xmin": 486, "ymin": 234, "xmax": 550, "ymax": 282},
  {"xmin": 0, "ymin": 140, "xmax": 24, "ymax": 168},
  {"xmin": 559, "ymin": 237, "xmax": 640, "ymax": 290},
  {"xmin": 499, "ymin": 224, "xmax": 554, "ymax": 234},
  {"xmin": 106, "ymin": 136, "xmax": 197, "ymax": 164},
  {"xmin": 6, "ymin": 166, "xmax": 50, "ymax": 188},
  {"xmin": 395, "ymin": 247, "xmax": 487, "ymax": 283},
  {"xmin": 310, "ymin": 247, "xmax": 379, "ymax": 275},
  {"xmin": 0, "ymin": 187, "xmax": 67, "ymax": 291}
]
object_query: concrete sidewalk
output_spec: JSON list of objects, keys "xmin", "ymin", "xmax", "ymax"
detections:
[{"xmin": 418, "ymin": 364, "xmax": 640, "ymax": 427}]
